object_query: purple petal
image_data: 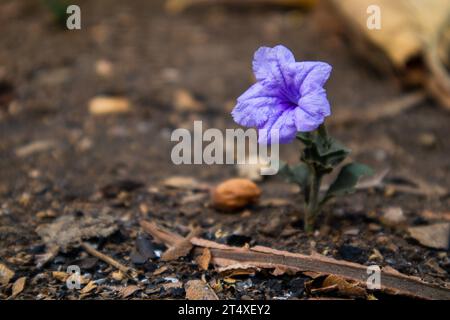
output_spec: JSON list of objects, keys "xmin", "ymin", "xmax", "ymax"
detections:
[
  {"xmin": 252, "ymin": 45, "xmax": 295, "ymax": 83},
  {"xmin": 297, "ymin": 88, "xmax": 331, "ymax": 118},
  {"xmin": 258, "ymin": 108, "xmax": 297, "ymax": 144},
  {"xmin": 298, "ymin": 62, "xmax": 332, "ymax": 96},
  {"xmin": 294, "ymin": 107, "xmax": 325, "ymax": 132},
  {"xmin": 232, "ymin": 82, "xmax": 288, "ymax": 128}
]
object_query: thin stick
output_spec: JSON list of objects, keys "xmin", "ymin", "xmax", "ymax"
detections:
[{"xmin": 81, "ymin": 242, "xmax": 131, "ymax": 276}]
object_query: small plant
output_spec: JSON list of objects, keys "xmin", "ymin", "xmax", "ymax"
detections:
[
  {"xmin": 42, "ymin": 0, "xmax": 70, "ymax": 28},
  {"xmin": 232, "ymin": 45, "xmax": 372, "ymax": 232}
]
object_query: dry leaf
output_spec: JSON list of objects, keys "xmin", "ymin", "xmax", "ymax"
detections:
[
  {"xmin": 161, "ymin": 228, "xmax": 200, "ymax": 261},
  {"xmin": 119, "ymin": 285, "xmax": 141, "ymax": 298},
  {"xmin": 408, "ymin": 223, "xmax": 450, "ymax": 250},
  {"xmin": 321, "ymin": 274, "xmax": 367, "ymax": 298},
  {"xmin": 153, "ymin": 265, "xmax": 169, "ymax": 276},
  {"xmin": 211, "ymin": 178, "xmax": 261, "ymax": 211},
  {"xmin": 328, "ymin": 0, "xmax": 450, "ymax": 109},
  {"xmin": 52, "ymin": 271, "xmax": 69, "ymax": 282},
  {"xmin": 89, "ymin": 96, "xmax": 130, "ymax": 115},
  {"xmin": 11, "ymin": 276, "xmax": 26, "ymax": 298},
  {"xmin": 36, "ymin": 213, "xmax": 118, "ymax": 252},
  {"xmin": 163, "ymin": 281, "xmax": 183, "ymax": 290},
  {"xmin": 0, "ymin": 263, "xmax": 14, "ymax": 285},
  {"xmin": 80, "ymin": 281, "xmax": 97, "ymax": 294},
  {"xmin": 329, "ymin": 0, "xmax": 450, "ymax": 68},
  {"xmin": 173, "ymin": 89, "xmax": 204, "ymax": 112},
  {"xmin": 161, "ymin": 238, "xmax": 194, "ymax": 261},
  {"xmin": 185, "ymin": 280, "xmax": 218, "ymax": 300},
  {"xmin": 196, "ymin": 248, "xmax": 211, "ymax": 271}
]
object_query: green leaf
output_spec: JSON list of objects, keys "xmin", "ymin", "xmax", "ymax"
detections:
[
  {"xmin": 278, "ymin": 162, "xmax": 310, "ymax": 189},
  {"xmin": 316, "ymin": 138, "xmax": 350, "ymax": 158},
  {"xmin": 290, "ymin": 163, "xmax": 310, "ymax": 188},
  {"xmin": 322, "ymin": 163, "xmax": 373, "ymax": 204},
  {"xmin": 296, "ymin": 132, "xmax": 313, "ymax": 145}
]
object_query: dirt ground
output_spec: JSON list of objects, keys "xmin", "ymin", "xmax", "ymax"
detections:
[{"xmin": 0, "ymin": 0, "xmax": 449, "ymax": 300}]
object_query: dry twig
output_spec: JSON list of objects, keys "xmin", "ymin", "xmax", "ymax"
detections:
[
  {"xmin": 80, "ymin": 242, "xmax": 134, "ymax": 277},
  {"xmin": 141, "ymin": 220, "xmax": 450, "ymax": 300}
]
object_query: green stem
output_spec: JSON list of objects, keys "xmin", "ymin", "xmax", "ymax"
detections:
[{"xmin": 304, "ymin": 166, "xmax": 322, "ymax": 233}]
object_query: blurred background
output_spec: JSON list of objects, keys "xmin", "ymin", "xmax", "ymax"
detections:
[{"xmin": 1, "ymin": 0, "xmax": 449, "ymax": 210}]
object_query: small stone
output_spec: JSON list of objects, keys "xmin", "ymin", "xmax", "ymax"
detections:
[
  {"xmin": 381, "ymin": 207, "xmax": 406, "ymax": 227},
  {"xmin": 408, "ymin": 223, "xmax": 450, "ymax": 250},
  {"xmin": 418, "ymin": 132, "xmax": 436, "ymax": 147},
  {"xmin": 343, "ymin": 228, "xmax": 360, "ymax": 236},
  {"xmin": 95, "ymin": 59, "xmax": 113, "ymax": 77}
]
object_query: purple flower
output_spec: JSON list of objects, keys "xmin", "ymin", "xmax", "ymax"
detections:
[{"xmin": 232, "ymin": 45, "xmax": 332, "ymax": 144}]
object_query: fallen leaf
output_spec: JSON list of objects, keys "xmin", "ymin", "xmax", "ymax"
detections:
[
  {"xmin": 321, "ymin": 274, "xmax": 366, "ymax": 298},
  {"xmin": 36, "ymin": 212, "xmax": 118, "ymax": 252},
  {"xmin": 185, "ymin": 280, "xmax": 218, "ymax": 300},
  {"xmin": 52, "ymin": 271, "xmax": 69, "ymax": 282},
  {"xmin": 328, "ymin": 0, "xmax": 450, "ymax": 109},
  {"xmin": 80, "ymin": 281, "xmax": 97, "ymax": 294},
  {"xmin": 408, "ymin": 223, "xmax": 450, "ymax": 250},
  {"xmin": 329, "ymin": 0, "xmax": 450, "ymax": 68},
  {"xmin": 217, "ymin": 264, "xmax": 259, "ymax": 277},
  {"xmin": 196, "ymin": 248, "xmax": 211, "ymax": 271},
  {"xmin": 11, "ymin": 276, "xmax": 26, "ymax": 298},
  {"xmin": 161, "ymin": 228, "xmax": 200, "ymax": 261},
  {"xmin": 0, "ymin": 263, "xmax": 14, "ymax": 285},
  {"xmin": 173, "ymin": 89, "xmax": 204, "ymax": 112},
  {"xmin": 162, "ymin": 281, "xmax": 183, "ymax": 290},
  {"xmin": 89, "ymin": 96, "xmax": 130, "ymax": 115},
  {"xmin": 425, "ymin": 259, "xmax": 447, "ymax": 275},
  {"xmin": 153, "ymin": 265, "xmax": 169, "ymax": 276},
  {"xmin": 119, "ymin": 285, "xmax": 141, "ymax": 298}
]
